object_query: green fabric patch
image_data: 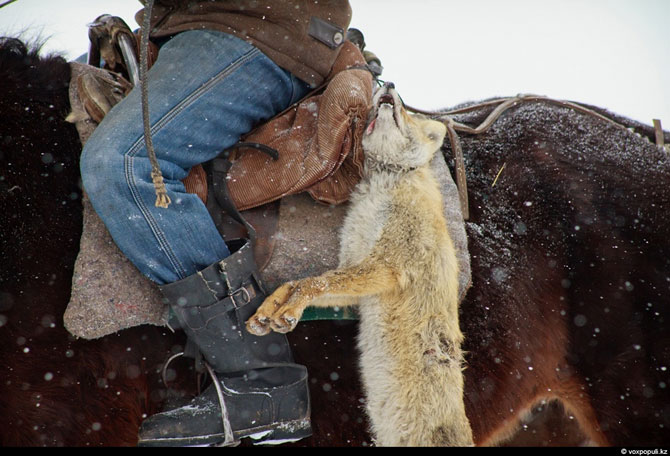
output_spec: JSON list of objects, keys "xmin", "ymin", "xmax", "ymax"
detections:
[
  {"xmin": 300, "ymin": 306, "xmax": 359, "ymax": 321},
  {"xmin": 169, "ymin": 303, "xmax": 358, "ymax": 326}
]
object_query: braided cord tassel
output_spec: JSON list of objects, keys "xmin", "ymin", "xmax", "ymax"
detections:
[{"xmin": 140, "ymin": 0, "xmax": 171, "ymax": 208}]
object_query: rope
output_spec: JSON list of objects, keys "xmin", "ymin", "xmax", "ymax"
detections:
[
  {"xmin": 140, "ymin": 0, "xmax": 171, "ymax": 208},
  {"xmin": 443, "ymin": 118, "xmax": 470, "ymax": 220},
  {"xmin": 0, "ymin": 0, "xmax": 18, "ymax": 9},
  {"xmin": 404, "ymin": 94, "xmax": 649, "ymax": 220},
  {"xmin": 654, "ymin": 119, "xmax": 665, "ymax": 147}
]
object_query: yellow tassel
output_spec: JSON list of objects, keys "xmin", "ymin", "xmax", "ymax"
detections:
[{"xmin": 151, "ymin": 170, "xmax": 171, "ymax": 208}]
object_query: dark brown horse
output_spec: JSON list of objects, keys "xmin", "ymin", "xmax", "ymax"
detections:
[{"xmin": 1, "ymin": 38, "xmax": 668, "ymax": 446}]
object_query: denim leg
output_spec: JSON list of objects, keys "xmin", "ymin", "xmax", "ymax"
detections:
[{"xmin": 80, "ymin": 30, "xmax": 310, "ymax": 285}]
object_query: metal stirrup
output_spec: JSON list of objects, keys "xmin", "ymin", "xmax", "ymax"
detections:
[
  {"xmin": 160, "ymin": 351, "xmax": 184, "ymax": 387},
  {"xmin": 204, "ymin": 363, "xmax": 237, "ymax": 447}
]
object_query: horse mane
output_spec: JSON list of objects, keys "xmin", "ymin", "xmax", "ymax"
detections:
[
  {"xmin": 0, "ymin": 37, "xmax": 72, "ymax": 108},
  {"xmin": 0, "ymin": 37, "xmax": 81, "ymax": 283}
]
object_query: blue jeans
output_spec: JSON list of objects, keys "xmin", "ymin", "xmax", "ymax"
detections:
[{"xmin": 80, "ymin": 30, "xmax": 310, "ymax": 285}]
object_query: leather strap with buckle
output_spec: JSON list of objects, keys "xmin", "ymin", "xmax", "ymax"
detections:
[{"xmin": 228, "ymin": 282, "xmax": 257, "ymax": 311}]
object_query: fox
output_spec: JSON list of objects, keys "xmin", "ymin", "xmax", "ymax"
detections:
[{"xmin": 246, "ymin": 82, "xmax": 474, "ymax": 446}]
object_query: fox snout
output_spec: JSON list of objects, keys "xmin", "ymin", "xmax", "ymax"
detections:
[
  {"xmin": 366, "ymin": 82, "xmax": 404, "ymax": 136},
  {"xmin": 376, "ymin": 81, "xmax": 398, "ymax": 108}
]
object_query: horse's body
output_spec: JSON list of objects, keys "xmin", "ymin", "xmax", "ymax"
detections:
[{"xmin": 1, "ymin": 39, "xmax": 668, "ymax": 446}]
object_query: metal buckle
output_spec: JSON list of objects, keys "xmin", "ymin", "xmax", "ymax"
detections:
[{"xmin": 230, "ymin": 286, "xmax": 251, "ymax": 309}]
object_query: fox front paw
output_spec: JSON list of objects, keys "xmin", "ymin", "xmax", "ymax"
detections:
[
  {"xmin": 268, "ymin": 308, "xmax": 302, "ymax": 334},
  {"xmin": 247, "ymin": 308, "xmax": 302, "ymax": 335},
  {"xmin": 246, "ymin": 282, "xmax": 301, "ymax": 336},
  {"xmin": 246, "ymin": 314, "xmax": 273, "ymax": 336}
]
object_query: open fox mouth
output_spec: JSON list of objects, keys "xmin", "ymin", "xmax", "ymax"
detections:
[
  {"xmin": 366, "ymin": 88, "xmax": 399, "ymax": 135},
  {"xmin": 378, "ymin": 93, "xmax": 394, "ymax": 108}
]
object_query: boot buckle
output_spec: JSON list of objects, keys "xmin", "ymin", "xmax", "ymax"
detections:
[{"xmin": 230, "ymin": 285, "xmax": 252, "ymax": 309}]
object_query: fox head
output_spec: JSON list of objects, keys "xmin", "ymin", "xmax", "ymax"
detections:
[{"xmin": 362, "ymin": 82, "xmax": 447, "ymax": 172}]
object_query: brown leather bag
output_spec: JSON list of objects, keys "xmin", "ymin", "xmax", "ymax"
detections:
[{"xmin": 224, "ymin": 41, "xmax": 374, "ymax": 210}]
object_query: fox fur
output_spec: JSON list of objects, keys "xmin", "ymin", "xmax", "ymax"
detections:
[{"xmin": 246, "ymin": 83, "xmax": 474, "ymax": 446}]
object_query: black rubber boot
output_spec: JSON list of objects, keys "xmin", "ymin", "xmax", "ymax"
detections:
[{"xmin": 137, "ymin": 240, "xmax": 311, "ymax": 447}]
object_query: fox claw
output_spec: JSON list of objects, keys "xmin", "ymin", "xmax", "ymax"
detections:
[
  {"xmin": 246, "ymin": 316, "xmax": 271, "ymax": 336},
  {"xmin": 270, "ymin": 314, "xmax": 298, "ymax": 334}
]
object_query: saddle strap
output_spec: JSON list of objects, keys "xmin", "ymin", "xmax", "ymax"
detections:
[{"xmin": 210, "ymin": 142, "xmax": 280, "ymax": 247}]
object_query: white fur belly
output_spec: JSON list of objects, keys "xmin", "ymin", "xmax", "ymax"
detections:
[
  {"xmin": 337, "ymin": 176, "xmax": 394, "ymax": 267},
  {"xmin": 356, "ymin": 297, "xmax": 396, "ymax": 428},
  {"xmin": 357, "ymin": 297, "xmax": 417, "ymax": 445}
]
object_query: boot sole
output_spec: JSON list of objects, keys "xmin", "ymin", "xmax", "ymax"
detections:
[
  {"xmin": 137, "ymin": 418, "xmax": 312, "ymax": 447},
  {"xmin": 244, "ymin": 418, "xmax": 312, "ymax": 446}
]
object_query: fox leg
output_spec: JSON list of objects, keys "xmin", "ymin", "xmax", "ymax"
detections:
[{"xmin": 246, "ymin": 262, "xmax": 396, "ymax": 336}]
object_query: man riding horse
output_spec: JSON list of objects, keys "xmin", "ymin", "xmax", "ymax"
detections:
[{"xmin": 80, "ymin": 0, "xmax": 356, "ymax": 447}]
